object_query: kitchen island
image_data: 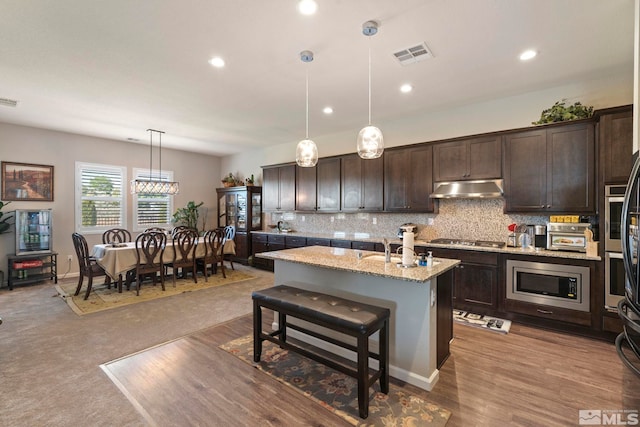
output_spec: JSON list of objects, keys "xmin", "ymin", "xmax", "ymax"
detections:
[{"xmin": 257, "ymin": 245, "xmax": 460, "ymax": 391}]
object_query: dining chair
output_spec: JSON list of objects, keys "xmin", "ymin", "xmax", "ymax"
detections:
[
  {"xmin": 166, "ymin": 229, "xmax": 199, "ymax": 287},
  {"xmin": 102, "ymin": 228, "xmax": 132, "ymax": 244},
  {"xmin": 197, "ymin": 229, "xmax": 226, "ymax": 281},
  {"xmin": 223, "ymin": 225, "xmax": 236, "ymax": 270},
  {"xmin": 170, "ymin": 225, "xmax": 189, "ymax": 238},
  {"xmin": 134, "ymin": 231, "xmax": 167, "ymax": 296},
  {"xmin": 72, "ymin": 232, "xmax": 112, "ymax": 300},
  {"xmin": 101, "ymin": 228, "xmax": 135, "ymax": 290},
  {"xmin": 144, "ymin": 227, "xmax": 168, "ymax": 233}
]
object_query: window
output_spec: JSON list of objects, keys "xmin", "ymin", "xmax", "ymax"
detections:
[
  {"xmin": 132, "ymin": 168, "xmax": 174, "ymax": 231},
  {"xmin": 75, "ymin": 162, "xmax": 126, "ymax": 233}
]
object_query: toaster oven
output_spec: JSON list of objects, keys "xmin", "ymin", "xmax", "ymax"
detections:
[{"xmin": 546, "ymin": 223, "xmax": 592, "ymax": 252}]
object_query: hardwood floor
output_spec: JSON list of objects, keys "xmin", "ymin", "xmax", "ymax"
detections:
[{"xmin": 102, "ymin": 314, "xmax": 640, "ymax": 427}]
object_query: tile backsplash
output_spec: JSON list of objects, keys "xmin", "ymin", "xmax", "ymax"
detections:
[{"xmin": 265, "ymin": 198, "xmax": 550, "ymax": 243}]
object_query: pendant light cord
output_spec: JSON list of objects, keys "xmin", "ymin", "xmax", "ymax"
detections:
[
  {"xmin": 147, "ymin": 129, "xmax": 153, "ymax": 180},
  {"xmin": 305, "ymin": 66, "xmax": 310, "ymax": 139},
  {"xmin": 368, "ymin": 40, "xmax": 372, "ymax": 126},
  {"xmin": 147, "ymin": 129, "xmax": 165, "ymax": 181},
  {"xmin": 158, "ymin": 131, "xmax": 162, "ymax": 180}
]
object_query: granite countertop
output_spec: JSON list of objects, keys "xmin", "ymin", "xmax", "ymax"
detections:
[
  {"xmin": 252, "ymin": 230, "xmax": 601, "ymax": 261},
  {"xmin": 257, "ymin": 246, "xmax": 460, "ymax": 283}
]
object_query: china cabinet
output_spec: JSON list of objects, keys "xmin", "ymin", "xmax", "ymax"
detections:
[{"xmin": 217, "ymin": 186, "xmax": 262, "ymax": 264}]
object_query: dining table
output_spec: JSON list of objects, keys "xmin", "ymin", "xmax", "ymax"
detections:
[{"xmin": 91, "ymin": 238, "xmax": 235, "ymax": 281}]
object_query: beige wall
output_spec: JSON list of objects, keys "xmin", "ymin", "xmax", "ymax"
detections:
[
  {"xmin": 221, "ymin": 72, "xmax": 634, "ymax": 183},
  {"xmin": 0, "ymin": 123, "xmax": 221, "ymax": 278}
]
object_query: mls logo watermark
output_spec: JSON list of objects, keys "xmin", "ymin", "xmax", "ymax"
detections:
[{"xmin": 579, "ymin": 409, "xmax": 639, "ymax": 425}]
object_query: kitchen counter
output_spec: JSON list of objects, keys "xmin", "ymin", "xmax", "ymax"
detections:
[
  {"xmin": 258, "ymin": 245, "xmax": 460, "ymax": 283},
  {"xmin": 253, "ymin": 230, "xmax": 601, "ymax": 261},
  {"xmin": 257, "ymin": 245, "xmax": 459, "ymax": 392}
]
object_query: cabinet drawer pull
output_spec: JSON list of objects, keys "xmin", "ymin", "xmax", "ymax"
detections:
[{"xmin": 536, "ymin": 309, "xmax": 553, "ymax": 314}]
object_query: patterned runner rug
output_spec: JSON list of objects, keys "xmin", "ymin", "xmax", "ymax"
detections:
[
  {"xmin": 55, "ymin": 269, "xmax": 254, "ymax": 315},
  {"xmin": 453, "ymin": 309, "xmax": 512, "ymax": 334},
  {"xmin": 220, "ymin": 335, "xmax": 451, "ymax": 426}
]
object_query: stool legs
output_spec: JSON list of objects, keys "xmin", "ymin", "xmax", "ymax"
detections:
[
  {"xmin": 357, "ymin": 335, "xmax": 369, "ymax": 419},
  {"xmin": 380, "ymin": 319, "xmax": 389, "ymax": 393},
  {"xmin": 253, "ymin": 301, "xmax": 262, "ymax": 362}
]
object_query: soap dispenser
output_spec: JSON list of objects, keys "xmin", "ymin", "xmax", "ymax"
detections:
[{"xmin": 426, "ymin": 251, "xmax": 433, "ymax": 268}]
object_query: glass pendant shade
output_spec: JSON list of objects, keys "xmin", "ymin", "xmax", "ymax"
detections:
[
  {"xmin": 296, "ymin": 139, "xmax": 318, "ymax": 167},
  {"xmin": 358, "ymin": 20, "xmax": 383, "ymax": 160},
  {"xmin": 296, "ymin": 50, "xmax": 318, "ymax": 167},
  {"xmin": 357, "ymin": 125, "xmax": 384, "ymax": 159}
]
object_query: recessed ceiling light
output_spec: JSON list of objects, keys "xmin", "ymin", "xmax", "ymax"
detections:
[
  {"xmin": 208, "ymin": 56, "xmax": 225, "ymax": 68},
  {"xmin": 127, "ymin": 138, "xmax": 140, "ymax": 142},
  {"xmin": 297, "ymin": 0, "xmax": 318, "ymax": 15},
  {"xmin": 519, "ymin": 49, "xmax": 537, "ymax": 61},
  {"xmin": 323, "ymin": 106, "xmax": 333, "ymax": 114},
  {"xmin": 400, "ymin": 84, "xmax": 413, "ymax": 93}
]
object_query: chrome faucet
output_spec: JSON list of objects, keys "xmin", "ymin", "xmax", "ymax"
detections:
[{"xmin": 383, "ymin": 238, "xmax": 391, "ymax": 263}]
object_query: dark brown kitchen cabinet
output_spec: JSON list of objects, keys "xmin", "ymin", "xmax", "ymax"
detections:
[
  {"xmin": 433, "ymin": 136, "xmax": 501, "ymax": 181},
  {"xmin": 504, "ymin": 299, "xmax": 592, "ymax": 327},
  {"xmin": 341, "ymin": 153, "xmax": 383, "ymax": 211},
  {"xmin": 307, "ymin": 237, "xmax": 330, "ymax": 246},
  {"xmin": 317, "ymin": 157, "xmax": 341, "ymax": 211},
  {"xmin": 503, "ymin": 122, "xmax": 595, "ymax": 213},
  {"xmin": 384, "ymin": 145, "xmax": 434, "ymax": 212},
  {"xmin": 296, "ymin": 158, "xmax": 341, "ymax": 212},
  {"xmin": 295, "ymin": 165, "xmax": 316, "ymax": 211},
  {"xmin": 429, "ymin": 249, "xmax": 498, "ymax": 311},
  {"xmin": 600, "ymin": 106, "xmax": 633, "ymax": 184},
  {"xmin": 251, "ymin": 233, "xmax": 285, "ymax": 271},
  {"xmin": 263, "ymin": 164, "xmax": 296, "ymax": 211}
]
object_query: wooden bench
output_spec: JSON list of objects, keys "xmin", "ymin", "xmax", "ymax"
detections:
[{"xmin": 252, "ymin": 283, "xmax": 390, "ymax": 419}]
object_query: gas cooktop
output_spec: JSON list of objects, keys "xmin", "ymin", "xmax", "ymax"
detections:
[{"xmin": 430, "ymin": 238, "xmax": 506, "ymax": 248}]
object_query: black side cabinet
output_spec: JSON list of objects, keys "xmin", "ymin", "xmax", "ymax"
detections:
[{"xmin": 7, "ymin": 252, "xmax": 58, "ymax": 290}]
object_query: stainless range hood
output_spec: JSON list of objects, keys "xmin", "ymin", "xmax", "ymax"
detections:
[{"xmin": 430, "ymin": 179, "xmax": 504, "ymax": 199}]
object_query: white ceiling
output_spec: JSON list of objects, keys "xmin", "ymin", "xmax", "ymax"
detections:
[{"xmin": 0, "ymin": 0, "xmax": 634, "ymax": 156}]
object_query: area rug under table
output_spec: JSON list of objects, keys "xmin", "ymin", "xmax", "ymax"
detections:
[
  {"xmin": 220, "ymin": 335, "xmax": 451, "ymax": 426},
  {"xmin": 55, "ymin": 269, "xmax": 254, "ymax": 315}
]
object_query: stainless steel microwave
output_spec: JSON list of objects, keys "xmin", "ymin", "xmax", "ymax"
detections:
[{"xmin": 506, "ymin": 259, "xmax": 590, "ymax": 312}]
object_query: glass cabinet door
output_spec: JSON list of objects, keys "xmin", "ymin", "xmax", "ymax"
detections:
[
  {"xmin": 251, "ymin": 193, "xmax": 262, "ymax": 228},
  {"xmin": 237, "ymin": 194, "xmax": 247, "ymax": 230}
]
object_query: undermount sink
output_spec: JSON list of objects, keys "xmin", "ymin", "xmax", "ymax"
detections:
[{"xmin": 361, "ymin": 254, "xmax": 440, "ymax": 266}]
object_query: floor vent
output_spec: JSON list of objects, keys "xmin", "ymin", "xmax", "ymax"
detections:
[
  {"xmin": 0, "ymin": 97, "xmax": 18, "ymax": 107},
  {"xmin": 393, "ymin": 42, "xmax": 433, "ymax": 65}
]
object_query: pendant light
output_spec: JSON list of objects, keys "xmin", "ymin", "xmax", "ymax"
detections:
[
  {"xmin": 295, "ymin": 50, "xmax": 318, "ymax": 167},
  {"xmin": 130, "ymin": 129, "xmax": 180, "ymax": 195},
  {"xmin": 357, "ymin": 20, "xmax": 384, "ymax": 160}
]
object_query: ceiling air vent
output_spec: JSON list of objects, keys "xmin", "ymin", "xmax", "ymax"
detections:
[
  {"xmin": 393, "ymin": 42, "xmax": 433, "ymax": 66},
  {"xmin": 0, "ymin": 97, "xmax": 18, "ymax": 107}
]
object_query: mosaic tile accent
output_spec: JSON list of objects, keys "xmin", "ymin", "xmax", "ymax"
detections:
[{"xmin": 265, "ymin": 198, "xmax": 548, "ymax": 244}]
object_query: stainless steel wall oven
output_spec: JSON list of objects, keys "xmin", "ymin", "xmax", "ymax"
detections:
[
  {"xmin": 605, "ymin": 184, "xmax": 626, "ymax": 252},
  {"xmin": 605, "ymin": 251, "xmax": 626, "ymax": 311},
  {"xmin": 604, "ymin": 185, "xmax": 626, "ymax": 312},
  {"xmin": 506, "ymin": 259, "xmax": 590, "ymax": 312}
]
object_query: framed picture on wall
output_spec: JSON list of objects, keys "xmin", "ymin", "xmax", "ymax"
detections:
[{"xmin": 1, "ymin": 162, "xmax": 54, "ymax": 201}]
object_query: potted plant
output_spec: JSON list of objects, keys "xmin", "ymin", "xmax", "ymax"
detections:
[
  {"xmin": 532, "ymin": 100, "xmax": 594, "ymax": 125},
  {"xmin": 221, "ymin": 173, "xmax": 236, "ymax": 188},
  {"xmin": 245, "ymin": 174, "xmax": 255, "ymax": 186},
  {"xmin": 172, "ymin": 201, "xmax": 204, "ymax": 231},
  {"xmin": 0, "ymin": 201, "xmax": 12, "ymax": 235}
]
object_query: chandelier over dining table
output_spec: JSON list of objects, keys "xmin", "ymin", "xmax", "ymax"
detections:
[{"xmin": 130, "ymin": 129, "xmax": 180, "ymax": 195}]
